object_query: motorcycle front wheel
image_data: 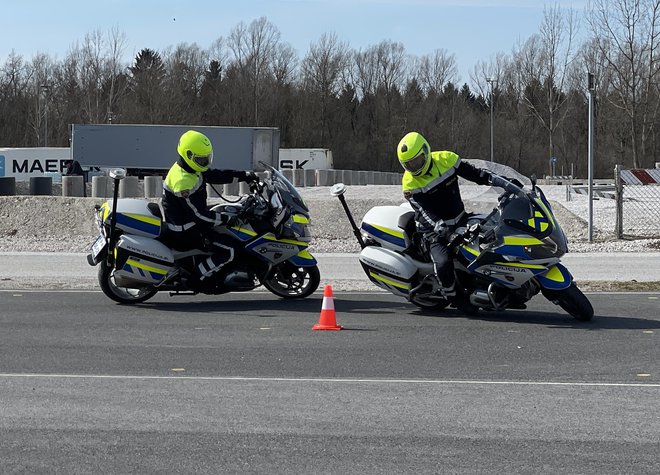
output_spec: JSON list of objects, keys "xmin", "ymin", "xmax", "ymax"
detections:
[
  {"xmin": 410, "ymin": 293, "xmax": 450, "ymax": 310},
  {"xmin": 263, "ymin": 263, "xmax": 320, "ymax": 299},
  {"xmin": 542, "ymin": 283, "xmax": 594, "ymax": 321},
  {"xmin": 98, "ymin": 260, "xmax": 158, "ymax": 304}
]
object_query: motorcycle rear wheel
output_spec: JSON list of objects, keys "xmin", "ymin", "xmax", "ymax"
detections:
[
  {"xmin": 98, "ymin": 260, "xmax": 158, "ymax": 304},
  {"xmin": 263, "ymin": 263, "xmax": 320, "ymax": 299},
  {"xmin": 542, "ymin": 283, "xmax": 594, "ymax": 321}
]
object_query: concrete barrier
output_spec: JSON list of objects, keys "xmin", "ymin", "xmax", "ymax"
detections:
[
  {"xmin": 92, "ymin": 176, "xmax": 110, "ymax": 198},
  {"xmin": 304, "ymin": 169, "xmax": 316, "ymax": 187},
  {"xmin": 239, "ymin": 181, "xmax": 250, "ymax": 195},
  {"xmin": 340, "ymin": 170, "xmax": 352, "ymax": 186},
  {"xmin": 144, "ymin": 176, "xmax": 163, "ymax": 198},
  {"xmin": 119, "ymin": 176, "xmax": 139, "ymax": 198},
  {"xmin": 0, "ymin": 177, "xmax": 16, "ymax": 196},
  {"xmin": 316, "ymin": 169, "xmax": 335, "ymax": 186},
  {"xmin": 62, "ymin": 176, "xmax": 85, "ymax": 197},
  {"xmin": 281, "ymin": 169, "xmax": 293, "ymax": 184},
  {"xmin": 30, "ymin": 176, "xmax": 52, "ymax": 195}
]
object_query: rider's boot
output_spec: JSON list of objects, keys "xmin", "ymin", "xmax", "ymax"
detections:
[
  {"xmin": 186, "ymin": 254, "xmax": 230, "ymax": 293},
  {"xmin": 441, "ymin": 282, "xmax": 456, "ymax": 299}
]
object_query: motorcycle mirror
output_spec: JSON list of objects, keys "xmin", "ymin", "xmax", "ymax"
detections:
[
  {"xmin": 109, "ymin": 168, "xmax": 127, "ymax": 180},
  {"xmin": 330, "ymin": 183, "xmax": 347, "ymax": 197}
]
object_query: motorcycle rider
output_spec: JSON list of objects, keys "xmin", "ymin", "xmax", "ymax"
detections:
[
  {"xmin": 161, "ymin": 129, "xmax": 258, "ymax": 291},
  {"xmin": 397, "ymin": 131, "xmax": 515, "ymax": 302}
]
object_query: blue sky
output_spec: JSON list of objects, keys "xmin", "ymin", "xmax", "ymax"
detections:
[{"xmin": 2, "ymin": 0, "xmax": 587, "ymax": 83}]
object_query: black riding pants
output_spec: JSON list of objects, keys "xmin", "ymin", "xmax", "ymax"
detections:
[
  {"xmin": 165, "ymin": 228, "xmax": 235, "ymax": 280},
  {"xmin": 427, "ymin": 238, "xmax": 455, "ymax": 289}
]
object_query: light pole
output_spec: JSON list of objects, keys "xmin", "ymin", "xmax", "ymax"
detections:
[
  {"xmin": 486, "ymin": 78, "xmax": 495, "ymax": 162},
  {"xmin": 587, "ymin": 72, "xmax": 596, "ymax": 242},
  {"xmin": 41, "ymin": 83, "xmax": 50, "ymax": 147}
]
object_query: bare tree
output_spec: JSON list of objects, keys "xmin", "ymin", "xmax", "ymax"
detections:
[
  {"xmin": 418, "ymin": 49, "xmax": 458, "ymax": 94},
  {"xmin": 518, "ymin": 4, "xmax": 579, "ymax": 170},
  {"xmin": 301, "ymin": 33, "xmax": 349, "ymax": 142},
  {"xmin": 587, "ymin": 0, "xmax": 660, "ymax": 168},
  {"xmin": 227, "ymin": 17, "xmax": 281, "ymax": 125},
  {"xmin": 301, "ymin": 33, "xmax": 346, "ymax": 97},
  {"xmin": 163, "ymin": 42, "xmax": 209, "ymax": 123},
  {"xmin": 105, "ymin": 27, "xmax": 128, "ymax": 124},
  {"xmin": 351, "ymin": 47, "xmax": 378, "ymax": 100},
  {"xmin": 0, "ymin": 52, "xmax": 32, "ymax": 145}
]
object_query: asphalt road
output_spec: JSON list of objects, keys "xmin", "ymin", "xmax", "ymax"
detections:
[
  {"xmin": 1, "ymin": 290, "xmax": 659, "ymax": 473},
  {"xmin": 1, "ymin": 252, "xmax": 660, "ymax": 290}
]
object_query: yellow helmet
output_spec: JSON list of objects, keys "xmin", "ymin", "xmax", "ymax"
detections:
[
  {"xmin": 397, "ymin": 132, "xmax": 431, "ymax": 176},
  {"xmin": 177, "ymin": 130, "xmax": 213, "ymax": 172}
]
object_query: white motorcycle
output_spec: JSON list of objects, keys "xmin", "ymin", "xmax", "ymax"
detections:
[
  {"xmin": 331, "ymin": 176, "xmax": 594, "ymax": 321},
  {"xmin": 87, "ymin": 163, "xmax": 319, "ymax": 304}
]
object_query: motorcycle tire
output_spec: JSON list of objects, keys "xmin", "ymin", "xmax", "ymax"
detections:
[
  {"xmin": 98, "ymin": 260, "xmax": 158, "ymax": 304},
  {"xmin": 263, "ymin": 263, "xmax": 320, "ymax": 299},
  {"xmin": 542, "ymin": 283, "xmax": 594, "ymax": 321},
  {"xmin": 410, "ymin": 294, "xmax": 450, "ymax": 310}
]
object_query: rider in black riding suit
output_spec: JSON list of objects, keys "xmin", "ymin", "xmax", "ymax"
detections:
[{"xmin": 161, "ymin": 130, "xmax": 257, "ymax": 291}]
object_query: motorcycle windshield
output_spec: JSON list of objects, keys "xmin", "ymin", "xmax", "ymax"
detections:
[
  {"xmin": 262, "ymin": 163, "xmax": 310, "ymax": 216},
  {"xmin": 495, "ymin": 190, "xmax": 568, "ymax": 255}
]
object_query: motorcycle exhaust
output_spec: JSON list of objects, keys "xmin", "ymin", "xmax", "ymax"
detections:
[
  {"xmin": 469, "ymin": 290, "xmax": 492, "ymax": 308},
  {"xmin": 469, "ymin": 283, "xmax": 508, "ymax": 310}
]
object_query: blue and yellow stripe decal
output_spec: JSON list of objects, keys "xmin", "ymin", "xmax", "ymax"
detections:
[
  {"xmin": 528, "ymin": 210, "xmax": 550, "ymax": 232},
  {"xmin": 503, "ymin": 236, "xmax": 545, "ymax": 246},
  {"xmin": 117, "ymin": 213, "xmax": 161, "ymax": 236},
  {"xmin": 101, "ymin": 202, "xmax": 111, "ymax": 221},
  {"xmin": 260, "ymin": 233, "xmax": 308, "ymax": 248},
  {"xmin": 228, "ymin": 226, "xmax": 258, "ymax": 241},
  {"xmin": 123, "ymin": 258, "xmax": 168, "ymax": 282},
  {"xmin": 537, "ymin": 263, "xmax": 572, "ymax": 290},
  {"xmin": 460, "ymin": 245, "xmax": 480, "ymax": 261},
  {"xmin": 368, "ymin": 270, "xmax": 410, "ymax": 295},
  {"xmin": 492, "ymin": 245, "xmax": 530, "ymax": 258},
  {"xmin": 292, "ymin": 214, "xmax": 310, "ymax": 224},
  {"xmin": 289, "ymin": 250, "xmax": 317, "ymax": 267},
  {"xmin": 361, "ymin": 222, "xmax": 406, "ymax": 248},
  {"xmin": 534, "ymin": 198, "xmax": 556, "ymax": 228},
  {"xmin": 245, "ymin": 233, "xmax": 308, "ymax": 253},
  {"xmin": 492, "ymin": 236, "xmax": 545, "ymax": 259}
]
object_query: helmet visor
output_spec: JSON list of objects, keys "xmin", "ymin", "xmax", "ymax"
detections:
[
  {"xmin": 402, "ymin": 153, "xmax": 427, "ymax": 174},
  {"xmin": 188, "ymin": 151, "xmax": 213, "ymax": 169}
]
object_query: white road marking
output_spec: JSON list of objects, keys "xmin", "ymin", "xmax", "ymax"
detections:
[{"xmin": 0, "ymin": 373, "xmax": 658, "ymax": 388}]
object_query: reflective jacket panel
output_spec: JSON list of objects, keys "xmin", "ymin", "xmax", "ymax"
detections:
[
  {"xmin": 162, "ymin": 162, "xmax": 237, "ymax": 230},
  {"xmin": 402, "ymin": 152, "xmax": 490, "ymax": 231}
]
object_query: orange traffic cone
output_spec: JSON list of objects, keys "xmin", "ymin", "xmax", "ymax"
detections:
[{"xmin": 313, "ymin": 284, "xmax": 343, "ymax": 331}]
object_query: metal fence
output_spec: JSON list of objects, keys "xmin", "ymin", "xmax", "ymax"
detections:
[{"xmin": 615, "ymin": 165, "xmax": 660, "ymax": 238}]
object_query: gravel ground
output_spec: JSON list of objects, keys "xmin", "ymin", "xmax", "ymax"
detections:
[{"xmin": 1, "ymin": 163, "xmax": 659, "ymax": 254}]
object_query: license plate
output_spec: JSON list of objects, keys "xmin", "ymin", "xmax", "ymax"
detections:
[{"xmin": 91, "ymin": 235, "xmax": 107, "ymax": 260}]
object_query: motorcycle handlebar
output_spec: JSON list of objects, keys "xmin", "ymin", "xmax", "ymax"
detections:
[{"xmin": 491, "ymin": 174, "xmax": 527, "ymax": 199}]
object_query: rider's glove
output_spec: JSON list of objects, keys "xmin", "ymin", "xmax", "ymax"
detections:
[
  {"xmin": 433, "ymin": 221, "xmax": 449, "ymax": 239},
  {"xmin": 216, "ymin": 212, "xmax": 234, "ymax": 226},
  {"xmin": 507, "ymin": 177, "xmax": 524, "ymax": 188},
  {"xmin": 239, "ymin": 171, "xmax": 259, "ymax": 183},
  {"xmin": 489, "ymin": 174, "xmax": 508, "ymax": 189}
]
